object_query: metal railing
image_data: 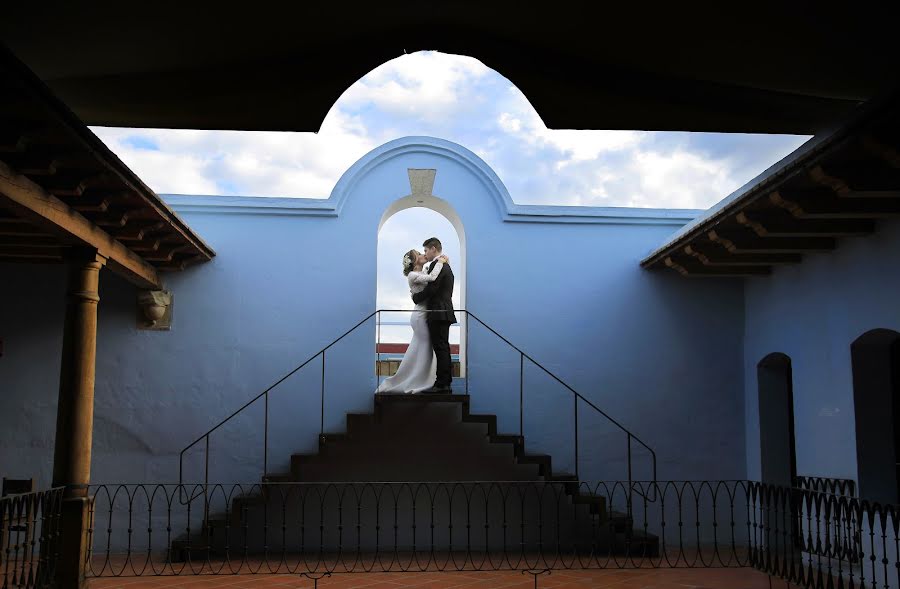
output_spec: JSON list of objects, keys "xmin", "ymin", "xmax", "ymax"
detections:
[
  {"xmin": 88, "ymin": 479, "xmax": 741, "ymax": 578},
  {"xmin": 1, "ymin": 487, "xmax": 65, "ymax": 589},
  {"xmin": 793, "ymin": 476, "xmax": 857, "ymax": 497},
  {"xmin": 178, "ymin": 310, "xmax": 657, "ymax": 505},
  {"xmin": 750, "ymin": 482, "xmax": 894, "ymax": 588},
  {"xmin": 86, "ymin": 479, "xmax": 898, "ymax": 589}
]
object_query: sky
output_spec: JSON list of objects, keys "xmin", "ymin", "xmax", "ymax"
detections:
[{"xmin": 89, "ymin": 51, "xmax": 811, "ymax": 342}]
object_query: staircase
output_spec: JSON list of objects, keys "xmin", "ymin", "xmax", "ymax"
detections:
[{"xmin": 171, "ymin": 393, "xmax": 658, "ymax": 560}]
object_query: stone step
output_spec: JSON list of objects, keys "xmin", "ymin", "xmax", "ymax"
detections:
[
  {"xmin": 518, "ymin": 454, "xmax": 552, "ymax": 476},
  {"xmin": 290, "ymin": 453, "xmax": 315, "ymax": 475},
  {"xmin": 463, "ymin": 414, "xmax": 496, "ymax": 435},
  {"xmin": 262, "ymin": 472, "xmax": 296, "ymax": 483},
  {"xmin": 172, "ymin": 393, "xmax": 655, "ymax": 560},
  {"xmin": 375, "ymin": 393, "xmax": 470, "ymax": 404},
  {"xmin": 232, "ymin": 492, "xmax": 266, "ymax": 508},
  {"xmin": 489, "ymin": 434, "xmax": 523, "ymax": 448},
  {"xmin": 346, "ymin": 413, "xmax": 375, "ymax": 432},
  {"xmin": 318, "ymin": 432, "xmax": 350, "ymax": 450},
  {"xmin": 571, "ymin": 492, "xmax": 607, "ymax": 517}
]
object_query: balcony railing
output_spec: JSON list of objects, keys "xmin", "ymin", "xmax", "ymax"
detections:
[
  {"xmin": 1, "ymin": 487, "xmax": 65, "ymax": 589},
  {"xmin": 85, "ymin": 479, "xmax": 897, "ymax": 589}
]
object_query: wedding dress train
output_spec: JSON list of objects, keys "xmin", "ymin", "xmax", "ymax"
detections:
[{"xmin": 375, "ymin": 262, "xmax": 443, "ymax": 394}]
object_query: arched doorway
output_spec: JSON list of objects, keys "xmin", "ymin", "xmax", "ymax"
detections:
[
  {"xmin": 851, "ymin": 329, "xmax": 900, "ymax": 503},
  {"xmin": 758, "ymin": 353, "xmax": 797, "ymax": 488},
  {"xmin": 375, "ymin": 169, "xmax": 466, "ymax": 383}
]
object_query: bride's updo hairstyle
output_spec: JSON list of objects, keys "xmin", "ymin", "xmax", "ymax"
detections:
[{"xmin": 402, "ymin": 249, "xmax": 419, "ymax": 276}]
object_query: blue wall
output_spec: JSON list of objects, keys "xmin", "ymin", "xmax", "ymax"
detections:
[
  {"xmin": 0, "ymin": 137, "xmax": 747, "ymax": 487},
  {"xmin": 744, "ymin": 219, "xmax": 900, "ymax": 484}
]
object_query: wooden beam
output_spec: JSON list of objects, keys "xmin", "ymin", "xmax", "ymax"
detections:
[
  {"xmin": 112, "ymin": 221, "xmax": 165, "ymax": 242},
  {"xmin": 770, "ymin": 191, "xmax": 900, "ymax": 218},
  {"xmin": 0, "ymin": 161, "xmax": 160, "ymax": 288},
  {"xmin": 0, "ymin": 234, "xmax": 60, "ymax": 247},
  {"xmin": 70, "ymin": 197, "xmax": 110, "ymax": 213},
  {"xmin": 808, "ymin": 166, "xmax": 900, "ymax": 198},
  {"xmin": 0, "ymin": 132, "xmax": 27, "ymax": 153},
  {"xmin": 1, "ymin": 152, "xmax": 59, "ymax": 176},
  {"xmin": 684, "ymin": 244, "xmax": 801, "ymax": 266},
  {"xmin": 129, "ymin": 238, "xmax": 162, "ymax": 252},
  {"xmin": 736, "ymin": 211, "xmax": 875, "ymax": 237},
  {"xmin": 41, "ymin": 172, "xmax": 105, "ymax": 197},
  {"xmin": 0, "ymin": 245, "xmax": 64, "ymax": 258},
  {"xmin": 708, "ymin": 229, "xmax": 835, "ymax": 253},
  {"xmin": 93, "ymin": 210, "xmax": 132, "ymax": 228},
  {"xmin": 0, "ymin": 213, "xmax": 28, "ymax": 223},
  {"xmin": 862, "ymin": 136, "xmax": 900, "ymax": 168},
  {"xmin": 0, "ymin": 255, "xmax": 62, "ymax": 265},
  {"xmin": 156, "ymin": 257, "xmax": 190, "ymax": 271},
  {"xmin": 664, "ymin": 255, "xmax": 770, "ymax": 277},
  {"xmin": 664, "ymin": 256, "xmax": 689, "ymax": 276},
  {"xmin": 144, "ymin": 244, "xmax": 189, "ymax": 263},
  {"xmin": 0, "ymin": 221, "xmax": 48, "ymax": 236},
  {"xmin": 158, "ymin": 253, "xmax": 205, "ymax": 272}
]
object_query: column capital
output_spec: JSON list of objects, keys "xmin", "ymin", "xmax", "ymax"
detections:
[{"xmin": 63, "ymin": 247, "xmax": 108, "ymax": 267}]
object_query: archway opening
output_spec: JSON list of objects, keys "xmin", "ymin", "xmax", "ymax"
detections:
[
  {"xmin": 851, "ymin": 329, "xmax": 900, "ymax": 503},
  {"xmin": 375, "ymin": 198, "xmax": 464, "ymax": 385},
  {"xmin": 758, "ymin": 353, "xmax": 798, "ymax": 488}
]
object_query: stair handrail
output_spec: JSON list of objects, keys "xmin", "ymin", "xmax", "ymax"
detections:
[
  {"xmin": 178, "ymin": 311, "xmax": 378, "ymax": 502},
  {"xmin": 463, "ymin": 310, "xmax": 658, "ymax": 501},
  {"xmin": 178, "ymin": 309, "xmax": 657, "ymax": 505}
]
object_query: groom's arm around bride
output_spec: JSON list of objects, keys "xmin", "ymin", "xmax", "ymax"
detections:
[
  {"xmin": 411, "ymin": 258, "xmax": 456, "ymax": 324},
  {"xmin": 412, "ymin": 238, "xmax": 457, "ymax": 392}
]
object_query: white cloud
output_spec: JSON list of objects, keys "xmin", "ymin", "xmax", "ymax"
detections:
[
  {"xmin": 627, "ymin": 150, "xmax": 735, "ymax": 208},
  {"xmin": 93, "ymin": 109, "xmax": 376, "ymax": 197},
  {"xmin": 498, "ymin": 100, "xmax": 644, "ymax": 165},
  {"xmin": 335, "ymin": 52, "xmax": 490, "ymax": 124}
]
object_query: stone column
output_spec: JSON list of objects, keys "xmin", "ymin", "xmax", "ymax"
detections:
[{"xmin": 51, "ymin": 248, "xmax": 106, "ymax": 589}]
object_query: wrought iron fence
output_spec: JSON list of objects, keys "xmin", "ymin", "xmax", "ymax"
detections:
[
  {"xmin": 794, "ymin": 475, "xmax": 857, "ymax": 497},
  {"xmin": 750, "ymin": 481, "xmax": 897, "ymax": 589},
  {"xmin": 0, "ymin": 487, "xmax": 64, "ymax": 589},
  {"xmin": 84, "ymin": 480, "xmax": 900, "ymax": 588},
  {"xmin": 86, "ymin": 480, "xmax": 746, "ymax": 577}
]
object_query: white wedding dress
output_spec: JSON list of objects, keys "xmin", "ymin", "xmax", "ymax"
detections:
[{"xmin": 376, "ymin": 261, "xmax": 444, "ymax": 394}]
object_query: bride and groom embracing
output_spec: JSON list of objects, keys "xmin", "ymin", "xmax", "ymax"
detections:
[{"xmin": 376, "ymin": 237, "xmax": 457, "ymax": 395}]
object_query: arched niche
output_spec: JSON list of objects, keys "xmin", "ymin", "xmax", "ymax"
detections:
[
  {"xmin": 851, "ymin": 328, "xmax": 900, "ymax": 503},
  {"xmin": 757, "ymin": 352, "xmax": 797, "ymax": 488},
  {"xmin": 376, "ymin": 169, "xmax": 468, "ymax": 377}
]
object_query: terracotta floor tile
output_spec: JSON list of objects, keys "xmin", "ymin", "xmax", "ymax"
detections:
[{"xmin": 88, "ymin": 567, "xmax": 793, "ymax": 589}]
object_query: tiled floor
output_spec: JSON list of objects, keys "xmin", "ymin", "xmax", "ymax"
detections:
[{"xmin": 86, "ymin": 567, "xmax": 790, "ymax": 588}]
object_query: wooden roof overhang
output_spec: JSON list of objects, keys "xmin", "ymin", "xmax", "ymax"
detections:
[
  {"xmin": 641, "ymin": 89, "xmax": 900, "ymax": 278},
  {"xmin": 2, "ymin": 5, "xmax": 899, "ymax": 134},
  {"xmin": 0, "ymin": 47, "xmax": 214, "ymax": 289}
]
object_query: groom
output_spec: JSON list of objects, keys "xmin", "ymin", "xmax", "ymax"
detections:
[{"xmin": 412, "ymin": 237, "xmax": 457, "ymax": 394}]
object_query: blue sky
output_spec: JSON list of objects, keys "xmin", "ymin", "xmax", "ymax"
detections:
[{"xmin": 89, "ymin": 51, "xmax": 810, "ymax": 338}]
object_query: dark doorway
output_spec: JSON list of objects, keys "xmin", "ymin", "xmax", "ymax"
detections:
[
  {"xmin": 851, "ymin": 329, "xmax": 900, "ymax": 504},
  {"xmin": 758, "ymin": 353, "xmax": 798, "ymax": 488}
]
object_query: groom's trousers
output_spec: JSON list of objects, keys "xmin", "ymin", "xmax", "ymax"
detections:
[{"xmin": 429, "ymin": 321, "xmax": 453, "ymax": 388}]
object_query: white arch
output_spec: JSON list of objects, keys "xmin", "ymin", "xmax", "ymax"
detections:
[
  {"xmin": 378, "ymin": 191, "xmax": 468, "ymax": 378},
  {"xmin": 330, "ymin": 136, "xmax": 514, "ymax": 219}
]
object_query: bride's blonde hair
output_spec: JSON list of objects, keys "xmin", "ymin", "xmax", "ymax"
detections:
[{"xmin": 402, "ymin": 249, "xmax": 420, "ymax": 276}]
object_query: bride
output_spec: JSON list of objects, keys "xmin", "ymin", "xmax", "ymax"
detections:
[{"xmin": 376, "ymin": 249, "xmax": 448, "ymax": 394}]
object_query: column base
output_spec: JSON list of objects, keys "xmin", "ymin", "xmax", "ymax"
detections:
[{"xmin": 55, "ymin": 496, "xmax": 92, "ymax": 589}]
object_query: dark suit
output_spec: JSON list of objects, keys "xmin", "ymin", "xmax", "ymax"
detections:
[{"xmin": 412, "ymin": 260, "xmax": 457, "ymax": 388}]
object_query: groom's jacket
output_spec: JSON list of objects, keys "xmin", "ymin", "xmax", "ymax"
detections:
[{"xmin": 412, "ymin": 260, "xmax": 457, "ymax": 324}]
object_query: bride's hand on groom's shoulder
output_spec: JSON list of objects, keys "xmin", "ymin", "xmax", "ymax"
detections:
[{"xmin": 438, "ymin": 255, "xmax": 449, "ymax": 264}]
